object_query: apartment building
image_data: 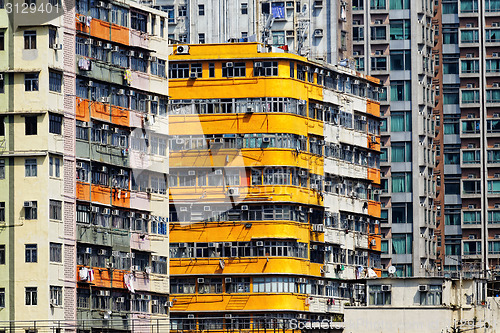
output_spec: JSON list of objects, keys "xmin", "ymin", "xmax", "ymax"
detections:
[
  {"xmin": 0, "ymin": 0, "xmax": 169, "ymax": 331},
  {"xmin": 352, "ymin": 0, "xmax": 438, "ymax": 277},
  {"xmin": 431, "ymin": 0, "xmax": 500, "ymax": 278},
  {"xmin": 154, "ymin": 0, "xmax": 351, "ymax": 64},
  {"xmin": 167, "ymin": 42, "xmax": 381, "ymax": 331}
]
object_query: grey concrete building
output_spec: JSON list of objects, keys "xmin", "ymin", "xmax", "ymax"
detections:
[
  {"xmin": 344, "ymin": 277, "xmax": 495, "ymax": 333},
  {"xmin": 352, "ymin": 0, "xmax": 438, "ymax": 276},
  {"xmin": 154, "ymin": 0, "xmax": 352, "ymax": 64}
]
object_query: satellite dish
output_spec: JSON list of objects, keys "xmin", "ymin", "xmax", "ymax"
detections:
[{"xmin": 388, "ymin": 266, "xmax": 396, "ymax": 274}]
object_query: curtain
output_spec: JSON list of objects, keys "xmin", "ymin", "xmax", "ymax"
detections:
[
  {"xmin": 405, "ymin": 173, "xmax": 412, "ymax": 192},
  {"xmin": 392, "ymin": 145, "xmax": 405, "ymax": 162},
  {"xmin": 463, "ymin": 211, "xmax": 479, "ymax": 224},
  {"xmin": 488, "ymin": 90, "xmax": 500, "ymax": 103},
  {"xmin": 391, "ymin": 113, "xmax": 405, "ymax": 132},
  {"xmin": 462, "ymin": 151, "xmax": 477, "ymax": 163},
  {"xmin": 489, "ymin": 241, "xmax": 500, "ymax": 254},
  {"xmin": 390, "ymin": 22, "xmax": 403, "ymax": 40},
  {"xmin": 489, "ymin": 211, "xmax": 500, "ymax": 223},
  {"xmin": 392, "ymin": 174, "xmax": 405, "ymax": 192},
  {"xmin": 460, "ymin": 0, "xmax": 476, "ymax": 12},
  {"xmin": 487, "ymin": 59, "xmax": 500, "ymax": 72},
  {"xmin": 445, "ymin": 214, "xmax": 460, "ymax": 225},
  {"xmin": 392, "ymin": 236, "xmax": 406, "ymax": 254},
  {"xmin": 488, "ymin": 180, "xmax": 500, "ymax": 193},
  {"xmin": 462, "ymin": 90, "xmax": 478, "ymax": 103}
]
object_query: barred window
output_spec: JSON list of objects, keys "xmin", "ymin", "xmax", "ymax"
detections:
[
  {"xmin": 49, "ymin": 71, "xmax": 62, "ymax": 92},
  {"xmin": 49, "ymin": 200, "xmax": 62, "ymax": 220},
  {"xmin": 49, "ymin": 114, "xmax": 62, "ymax": 134},
  {"xmin": 50, "ymin": 242, "xmax": 62, "ymax": 262}
]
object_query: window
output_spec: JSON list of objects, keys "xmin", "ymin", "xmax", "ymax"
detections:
[
  {"xmin": 50, "ymin": 286, "xmax": 62, "ymax": 306},
  {"xmin": 178, "ymin": 4, "xmax": 187, "ymax": 16},
  {"xmin": 0, "ymin": 31, "xmax": 4, "ymax": 51},
  {"xmin": 392, "ymin": 172, "xmax": 412, "ymax": 192},
  {"xmin": 25, "ymin": 244, "xmax": 37, "ymax": 263},
  {"xmin": 444, "ymin": 205, "xmax": 460, "ymax": 225},
  {"xmin": 25, "ymin": 287, "xmax": 37, "ymax": 305},
  {"xmin": 209, "ymin": 63, "xmax": 215, "ymax": 77},
  {"xmin": 198, "ymin": 33, "xmax": 205, "ymax": 44},
  {"xmin": 353, "ymin": 26, "xmax": 364, "ymax": 41},
  {"xmin": 168, "ymin": 63, "xmax": 190, "ymax": 79},
  {"xmin": 241, "ymin": 3, "xmax": 248, "ymax": 14},
  {"xmin": 254, "ymin": 61, "xmax": 278, "ymax": 76},
  {"xmin": 49, "ymin": 114, "xmax": 62, "ymax": 134},
  {"xmin": 49, "ymin": 156, "xmax": 61, "ymax": 178},
  {"xmin": 25, "ymin": 74, "xmax": 39, "ymax": 92},
  {"xmin": 443, "ymin": 24, "xmax": 459, "ymax": 44},
  {"xmin": 371, "ymin": 26, "xmax": 387, "ymax": 40},
  {"xmin": 371, "ymin": 57, "xmax": 387, "ymax": 71},
  {"xmin": 24, "ymin": 201, "xmax": 37, "ymax": 220},
  {"xmin": 389, "ymin": 0, "xmax": 409, "ymax": 9},
  {"xmin": 222, "ymin": 62, "xmax": 246, "ymax": 77},
  {"xmin": 0, "ymin": 288, "xmax": 4, "ymax": 308},
  {"xmin": 392, "ymin": 203, "xmax": 413, "ymax": 223},
  {"xmin": 0, "ymin": 160, "xmax": 4, "ymax": 179},
  {"xmin": 50, "ymin": 243, "xmax": 62, "ymax": 262},
  {"xmin": 130, "ymin": 11, "xmax": 147, "ymax": 33},
  {"xmin": 24, "ymin": 30, "xmax": 36, "ymax": 49},
  {"xmin": 49, "ymin": 200, "xmax": 62, "ymax": 220},
  {"xmin": 0, "ymin": 203, "xmax": 4, "ymax": 222},
  {"xmin": 368, "ymin": 285, "xmax": 391, "ymax": 305},
  {"xmin": 227, "ymin": 277, "xmax": 250, "ymax": 293},
  {"xmin": 442, "ymin": 0, "xmax": 458, "ymax": 13},
  {"xmin": 392, "ymin": 233, "xmax": 412, "ymax": 254},
  {"xmin": 391, "ymin": 143, "xmax": 411, "ymax": 162},
  {"xmin": 420, "ymin": 285, "xmax": 442, "ymax": 305},
  {"xmin": 390, "ymin": 50, "xmax": 411, "ymax": 70},
  {"xmin": 49, "ymin": 28, "xmax": 56, "ymax": 48},
  {"xmin": 370, "ymin": 0, "xmax": 386, "ymax": 9},
  {"xmin": 0, "ymin": 245, "xmax": 4, "ymax": 265},
  {"xmin": 461, "ymin": 0, "xmax": 478, "ymax": 12},
  {"xmin": 353, "ymin": 0, "xmax": 364, "ymax": 9},
  {"xmin": 25, "ymin": 116, "xmax": 37, "ymax": 135},
  {"xmin": 25, "ymin": 158, "xmax": 37, "ymax": 177},
  {"xmin": 272, "ymin": 31, "xmax": 285, "ymax": 46},
  {"xmin": 198, "ymin": 4, "xmax": 204, "ymax": 15},
  {"xmin": 49, "ymin": 71, "xmax": 62, "ymax": 93},
  {"xmin": 390, "ymin": 112, "xmax": 411, "ymax": 132},
  {"xmin": 198, "ymin": 278, "xmax": 223, "ymax": 294},
  {"xmin": 390, "ymin": 81, "xmax": 411, "ymax": 101},
  {"xmin": 0, "ymin": 76, "xmax": 4, "ymax": 94},
  {"xmin": 444, "ymin": 175, "xmax": 460, "ymax": 194},
  {"xmin": 461, "ymin": 29, "xmax": 479, "ymax": 43},
  {"xmin": 443, "ymin": 54, "xmax": 459, "ymax": 74}
]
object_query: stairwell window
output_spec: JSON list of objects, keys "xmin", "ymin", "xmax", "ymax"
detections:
[
  {"xmin": 24, "ymin": 74, "xmax": 39, "ymax": 92},
  {"xmin": 24, "ymin": 30, "xmax": 36, "ymax": 49},
  {"xmin": 25, "ymin": 159, "xmax": 37, "ymax": 177},
  {"xmin": 25, "ymin": 244, "xmax": 37, "ymax": 262},
  {"xmin": 25, "ymin": 287, "xmax": 37, "ymax": 305}
]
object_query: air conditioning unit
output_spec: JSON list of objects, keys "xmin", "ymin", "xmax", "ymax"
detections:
[
  {"xmin": 320, "ymin": 265, "xmax": 329, "ymax": 273},
  {"xmin": 466, "ymin": 53, "xmax": 473, "ymax": 58},
  {"xmin": 99, "ymin": 97, "xmax": 110, "ymax": 103},
  {"xmin": 227, "ymin": 187, "xmax": 239, "ymax": 196},
  {"xmin": 418, "ymin": 285, "xmax": 428, "ymax": 292},
  {"xmin": 262, "ymin": 136, "xmax": 271, "ymax": 143},
  {"xmin": 225, "ymin": 277, "xmax": 232, "ymax": 283},
  {"xmin": 102, "ymin": 208, "xmax": 110, "ymax": 215},
  {"xmin": 466, "ymin": 84, "xmax": 474, "ymax": 89},
  {"xmin": 175, "ymin": 138, "xmax": 185, "ymax": 145},
  {"xmin": 204, "ymin": 206, "xmax": 211, "ymax": 211},
  {"xmin": 187, "ymin": 170, "xmax": 196, "ymax": 176},
  {"xmin": 493, "ymin": 22, "xmax": 499, "ymax": 27},
  {"xmin": 98, "ymin": 249, "xmax": 107, "ymax": 256},
  {"xmin": 197, "ymin": 278, "xmax": 205, "ymax": 283},
  {"xmin": 85, "ymin": 247, "xmax": 92, "ymax": 254},
  {"xmin": 469, "ymin": 235, "xmax": 476, "ymax": 239},
  {"xmin": 226, "ymin": 62, "xmax": 234, "ymax": 67},
  {"xmin": 381, "ymin": 285, "xmax": 391, "ymax": 291},
  {"xmin": 255, "ymin": 62, "xmax": 263, "ymax": 68},
  {"xmin": 494, "ymin": 83, "xmax": 500, "ymax": 88},
  {"xmin": 151, "ymin": 300, "xmax": 158, "ymax": 306},
  {"xmin": 116, "ymin": 89, "xmax": 125, "ymax": 95},
  {"xmin": 112, "ymin": 209, "xmax": 120, "ymax": 216},
  {"xmin": 468, "ymin": 143, "xmax": 475, "ymax": 148},
  {"xmin": 495, "ymin": 204, "xmax": 500, "ymax": 209},
  {"xmin": 352, "ymin": 79, "xmax": 360, "ymax": 85},
  {"xmin": 466, "ymin": 23, "xmax": 472, "ymax": 28},
  {"xmin": 189, "ymin": 72, "xmax": 197, "ymax": 79},
  {"xmin": 375, "ymin": 50, "xmax": 382, "ymax": 56},
  {"xmin": 112, "ymin": 46, "xmax": 119, "ymax": 52},
  {"xmin": 256, "ymin": 241, "xmax": 264, "ymax": 247},
  {"xmin": 24, "ymin": 201, "xmax": 33, "ymax": 208},
  {"xmin": 165, "ymin": 301, "xmax": 174, "ymax": 307},
  {"xmin": 52, "ymin": 43, "xmax": 63, "ymax": 50},
  {"xmin": 468, "ymin": 204, "xmax": 475, "ymax": 209},
  {"xmin": 495, "ymin": 235, "xmax": 500, "ymax": 239},
  {"xmin": 371, "ymin": 239, "xmax": 377, "ymax": 246},
  {"xmin": 116, "ymin": 297, "xmax": 125, "ymax": 303},
  {"xmin": 340, "ymin": 283, "xmax": 348, "ymax": 288},
  {"xmin": 131, "ymin": 265, "xmax": 140, "ymax": 271},
  {"xmin": 213, "ymin": 138, "xmax": 223, "ymax": 144},
  {"xmin": 91, "ymin": 206, "xmax": 99, "ymax": 213},
  {"xmin": 188, "ymin": 314, "xmax": 195, "ymax": 319},
  {"xmin": 495, "ymin": 143, "xmax": 500, "ymax": 148},
  {"xmin": 494, "ymin": 53, "xmax": 499, "ymax": 58},
  {"xmin": 311, "ymin": 184, "xmax": 318, "ymax": 190},
  {"xmin": 176, "ymin": 45, "xmax": 189, "ymax": 54},
  {"xmin": 78, "ymin": 16, "xmax": 86, "ymax": 23},
  {"xmin": 495, "ymin": 173, "xmax": 500, "ymax": 178}
]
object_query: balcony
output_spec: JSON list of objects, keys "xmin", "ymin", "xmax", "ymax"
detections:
[
  {"xmin": 486, "ymin": 89, "xmax": 500, "ymax": 106},
  {"xmin": 461, "ymin": 179, "xmax": 481, "ymax": 198},
  {"xmin": 461, "ymin": 149, "xmax": 481, "ymax": 167},
  {"xmin": 459, "ymin": 29, "xmax": 480, "ymax": 48},
  {"xmin": 460, "ymin": 59, "xmax": 480, "ymax": 77},
  {"xmin": 487, "ymin": 179, "xmax": 500, "ymax": 197},
  {"xmin": 459, "ymin": 0, "xmax": 478, "ymax": 16},
  {"xmin": 460, "ymin": 89, "xmax": 480, "ymax": 107},
  {"xmin": 485, "ymin": 29, "xmax": 500, "ymax": 46},
  {"xmin": 461, "ymin": 119, "xmax": 480, "ymax": 138}
]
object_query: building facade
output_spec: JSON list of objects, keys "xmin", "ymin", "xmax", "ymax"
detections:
[
  {"xmin": 432, "ymin": 0, "xmax": 500, "ymax": 278},
  {"xmin": 154, "ymin": 0, "xmax": 352, "ymax": 64},
  {"xmin": 0, "ymin": 0, "xmax": 169, "ymax": 331},
  {"xmin": 344, "ymin": 277, "xmax": 494, "ymax": 333},
  {"xmin": 168, "ymin": 42, "xmax": 381, "ymax": 331},
  {"xmin": 352, "ymin": 0, "xmax": 438, "ymax": 277}
]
